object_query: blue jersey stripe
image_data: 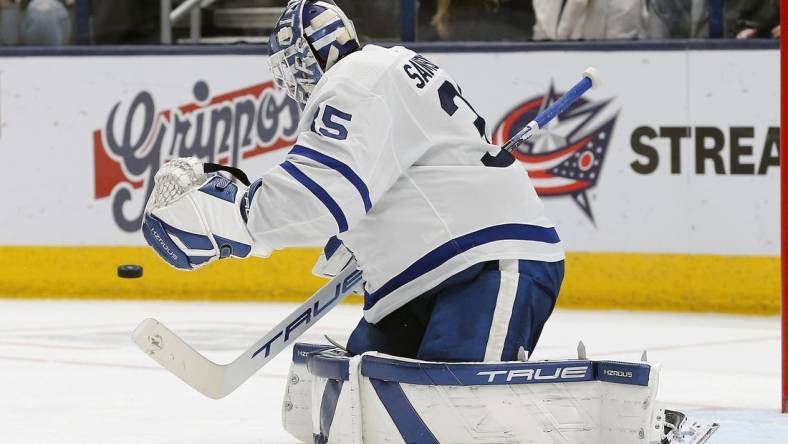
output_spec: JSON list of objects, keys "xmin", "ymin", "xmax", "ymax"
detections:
[
  {"xmin": 289, "ymin": 145, "xmax": 372, "ymax": 212},
  {"xmin": 365, "ymin": 223, "xmax": 560, "ymax": 310},
  {"xmin": 281, "ymin": 161, "xmax": 349, "ymax": 233}
]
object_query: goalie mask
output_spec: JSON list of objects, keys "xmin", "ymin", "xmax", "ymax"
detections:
[{"xmin": 268, "ymin": 0, "xmax": 360, "ymax": 106}]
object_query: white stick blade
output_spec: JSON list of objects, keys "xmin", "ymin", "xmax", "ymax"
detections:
[{"xmin": 132, "ymin": 318, "xmax": 227, "ymax": 399}]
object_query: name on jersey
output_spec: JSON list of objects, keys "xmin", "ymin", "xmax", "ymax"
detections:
[{"xmin": 403, "ymin": 54, "xmax": 441, "ymax": 89}]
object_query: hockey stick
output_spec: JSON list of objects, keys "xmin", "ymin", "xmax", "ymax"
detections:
[
  {"xmin": 132, "ymin": 67, "xmax": 601, "ymax": 400},
  {"xmin": 133, "ymin": 263, "xmax": 363, "ymax": 399},
  {"xmin": 502, "ymin": 67, "xmax": 600, "ymax": 154}
]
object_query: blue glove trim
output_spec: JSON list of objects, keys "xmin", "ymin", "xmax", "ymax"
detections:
[
  {"xmin": 324, "ymin": 235, "xmax": 343, "ymax": 258},
  {"xmin": 241, "ymin": 178, "xmax": 264, "ymax": 224},
  {"xmin": 199, "ymin": 176, "xmax": 238, "ymax": 203},
  {"xmin": 213, "ymin": 234, "xmax": 252, "ymax": 258},
  {"xmin": 159, "ymin": 218, "xmax": 214, "ymax": 251},
  {"xmin": 143, "ymin": 214, "xmax": 191, "ymax": 270}
]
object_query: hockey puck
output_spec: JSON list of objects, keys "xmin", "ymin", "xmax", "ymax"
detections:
[{"xmin": 118, "ymin": 265, "xmax": 143, "ymax": 279}]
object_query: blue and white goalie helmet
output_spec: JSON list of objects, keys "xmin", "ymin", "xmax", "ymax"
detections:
[{"xmin": 269, "ymin": 0, "xmax": 360, "ymax": 106}]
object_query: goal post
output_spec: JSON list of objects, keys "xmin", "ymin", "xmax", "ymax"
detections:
[{"xmin": 781, "ymin": 2, "xmax": 787, "ymax": 415}]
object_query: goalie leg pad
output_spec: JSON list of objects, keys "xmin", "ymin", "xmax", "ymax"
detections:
[
  {"xmin": 281, "ymin": 343, "xmax": 334, "ymax": 443},
  {"xmin": 282, "ymin": 344, "xmax": 671, "ymax": 444}
]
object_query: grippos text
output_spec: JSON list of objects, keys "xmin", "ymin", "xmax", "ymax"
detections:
[{"xmin": 630, "ymin": 126, "xmax": 780, "ymax": 175}]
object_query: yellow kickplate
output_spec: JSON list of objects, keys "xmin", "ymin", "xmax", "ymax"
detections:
[
  {"xmin": 0, "ymin": 247, "xmax": 778, "ymax": 314},
  {"xmin": 559, "ymin": 252, "xmax": 779, "ymax": 315}
]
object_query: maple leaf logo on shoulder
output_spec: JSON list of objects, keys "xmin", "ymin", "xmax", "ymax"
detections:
[{"xmin": 492, "ymin": 84, "xmax": 619, "ymax": 224}]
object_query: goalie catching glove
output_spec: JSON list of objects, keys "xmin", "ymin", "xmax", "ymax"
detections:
[{"xmin": 142, "ymin": 157, "xmax": 272, "ymax": 271}]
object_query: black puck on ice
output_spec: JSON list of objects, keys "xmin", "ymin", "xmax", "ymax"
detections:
[{"xmin": 118, "ymin": 265, "xmax": 143, "ymax": 279}]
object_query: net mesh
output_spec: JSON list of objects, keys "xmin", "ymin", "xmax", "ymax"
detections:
[{"xmin": 145, "ymin": 158, "xmax": 208, "ymax": 213}]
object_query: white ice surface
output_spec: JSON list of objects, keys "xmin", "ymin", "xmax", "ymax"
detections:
[{"xmin": 0, "ymin": 299, "xmax": 785, "ymax": 443}]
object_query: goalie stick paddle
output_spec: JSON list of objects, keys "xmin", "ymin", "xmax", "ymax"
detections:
[{"xmin": 132, "ymin": 67, "xmax": 600, "ymax": 399}]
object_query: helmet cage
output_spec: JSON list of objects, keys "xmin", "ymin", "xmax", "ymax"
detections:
[{"xmin": 268, "ymin": 36, "xmax": 322, "ymax": 106}]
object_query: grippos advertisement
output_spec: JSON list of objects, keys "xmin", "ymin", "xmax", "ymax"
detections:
[
  {"xmin": 0, "ymin": 49, "xmax": 779, "ymax": 257},
  {"xmin": 93, "ymin": 80, "xmax": 298, "ymax": 232}
]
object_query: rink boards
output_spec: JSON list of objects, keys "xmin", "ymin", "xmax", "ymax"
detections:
[
  {"xmin": 0, "ymin": 41, "xmax": 779, "ymax": 314},
  {"xmin": 0, "ymin": 247, "xmax": 777, "ymax": 314}
]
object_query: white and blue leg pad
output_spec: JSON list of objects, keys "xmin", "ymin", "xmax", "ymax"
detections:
[{"xmin": 282, "ymin": 343, "xmax": 674, "ymax": 444}]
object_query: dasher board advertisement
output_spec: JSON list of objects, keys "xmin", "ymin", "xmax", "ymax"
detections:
[{"xmin": 0, "ymin": 48, "xmax": 779, "ymax": 256}]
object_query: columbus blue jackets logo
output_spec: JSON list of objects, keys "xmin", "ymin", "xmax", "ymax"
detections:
[{"xmin": 492, "ymin": 85, "xmax": 618, "ymax": 223}]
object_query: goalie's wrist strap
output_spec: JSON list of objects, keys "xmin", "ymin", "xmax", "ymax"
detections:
[{"xmin": 204, "ymin": 163, "xmax": 252, "ymax": 186}]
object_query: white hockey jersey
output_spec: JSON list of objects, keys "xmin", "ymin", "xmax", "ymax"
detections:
[{"xmin": 248, "ymin": 45, "xmax": 564, "ymax": 323}]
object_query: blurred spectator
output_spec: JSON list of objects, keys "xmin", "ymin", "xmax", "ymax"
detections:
[
  {"xmin": 425, "ymin": 0, "xmax": 535, "ymax": 41},
  {"xmin": 532, "ymin": 0, "xmax": 646, "ymax": 40},
  {"xmin": 337, "ymin": 0, "xmax": 399, "ymax": 41},
  {"xmin": 0, "ymin": 0, "xmax": 21, "ymax": 44},
  {"xmin": 92, "ymin": 0, "xmax": 159, "ymax": 44},
  {"xmin": 21, "ymin": 0, "xmax": 71, "ymax": 45},
  {"xmin": 0, "ymin": 0, "xmax": 72, "ymax": 45},
  {"xmin": 646, "ymin": 0, "xmax": 708, "ymax": 38},
  {"xmin": 727, "ymin": 0, "xmax": 779, "ymax": 39}
]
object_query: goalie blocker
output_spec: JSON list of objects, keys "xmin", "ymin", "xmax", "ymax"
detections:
[{"xmin": 281, "ymin": 343, "xmax": 719, "ymax": 444}]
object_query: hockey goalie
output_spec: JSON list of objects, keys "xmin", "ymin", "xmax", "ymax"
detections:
[{"xmin": 139, "ymin": 1, "xmax": 718, "ymax": 443}]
